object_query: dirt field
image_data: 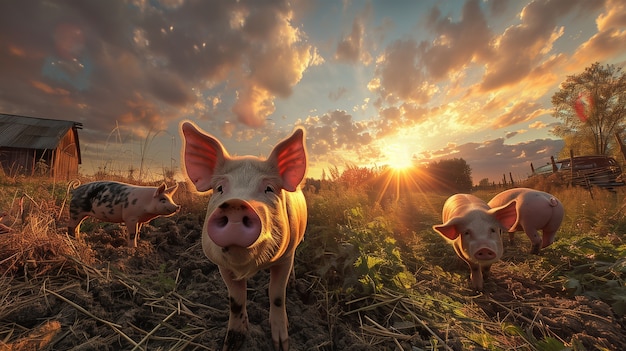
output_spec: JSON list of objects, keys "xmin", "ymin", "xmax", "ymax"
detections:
[{"xmin": 1, "ymin": 209, "xmax": 625, "ymax": 350}]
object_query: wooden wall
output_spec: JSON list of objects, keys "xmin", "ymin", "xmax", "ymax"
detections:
[{"xmin": 0, "ymin": 129, "xmax": 80, "ymax": 180}]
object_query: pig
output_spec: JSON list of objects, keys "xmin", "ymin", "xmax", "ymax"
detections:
[
  {"xmin": 433, "ymin": 194, "xmax": 517, "ymax": 291},
  {"xmin": 68, "ymin": 181, "xmax": 181, "ymax": 247},
  {"xmin": 488, "ymin": 187, "xmax": 564, "ymax": 254},
  {"xmin": 180, "ymin": 121, "xmax": 307, "ymax": 351}
]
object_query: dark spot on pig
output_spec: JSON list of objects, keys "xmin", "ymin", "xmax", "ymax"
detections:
[
  {"xmin": 132, "ymin": 198, "xmax": 138, "ymax": 205},
  {"xmin": 222, "ymin": 247, "xmax": 229, "ymax": 253},
  {"xmin": 229, "ymin": 297, "xmax": 242, "ymax": 315},
  {"xmin": 273, "ymin": 297, "xmax": 283, "ymax": 307}
]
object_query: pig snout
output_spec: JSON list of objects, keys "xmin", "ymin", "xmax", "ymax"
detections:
[
  {"xmin": 474, "ymin": 247, "xmax": 497, "ymax": 261},
  {"xmin": 207, "ymin": 199, "xmax": 261, "ymax": 247},
  {"xmin": 169, "ymin": 204, "xmax": 182, "ymax": 214}
]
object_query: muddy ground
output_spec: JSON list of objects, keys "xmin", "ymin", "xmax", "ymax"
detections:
[{"xmin": 1, "ymin": 211, "xmax": 625, "ymax": 351}]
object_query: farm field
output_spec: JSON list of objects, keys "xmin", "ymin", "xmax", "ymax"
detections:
[{"xmin": 1, "ymin": 176, "xmax": 625, "ymax": 350}]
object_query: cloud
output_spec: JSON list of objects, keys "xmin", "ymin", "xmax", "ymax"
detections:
[
  {"xmin": 421, "ymin": 0, "xmax": 493, "ymax": 80},
  {"xmin": 335, "ymin": 4, "xmax": 372, "ymax": 64},
  {"xmin": 232, "ymin": 84, "xmax": 275, "ymax": 127},
  {"xmin": 370, "ymin": 39, "xmax": 436, "ymax": 104},
  {"xmin": 478, "ymin": 0, "xmax": 588, "ymax": 92},
  {"xmin": 570, "ymin": 0, "xmax": 626, "ymax": 67},
  {"xmin": 529, "ymin": 120, "xmax": 548, "ymax": 129},
  {"xmin": 0, "ymin": 0, "xmax": 321, "ymax": 136},
  {"xmin": 491, "ymin": 101, "xmax": 542, "ymax": 129},
  {"xmin": 303, "ymin": 110, "xmax": 372, "ymax": 157},
  {"xmin": 421, "ymin": 137, "xmax": 565, "ymax": 182}
]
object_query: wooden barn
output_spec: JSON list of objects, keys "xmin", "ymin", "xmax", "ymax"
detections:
[{"xmin": 0, "ymin": 114, "xmax": 82, "ymax": 180}]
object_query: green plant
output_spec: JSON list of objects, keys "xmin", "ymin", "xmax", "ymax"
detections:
[{"xmin": 346, "ymin": 214, "xmax": 417, "ymax": 294}]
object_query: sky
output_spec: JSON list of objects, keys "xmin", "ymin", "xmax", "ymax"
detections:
[{"xmin": 1, "ymin": 0, "xmax": 625, "ymax": 184}]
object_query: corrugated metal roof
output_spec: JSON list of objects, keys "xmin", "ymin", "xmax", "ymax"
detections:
[{"xmin": 0, "ymin": 113, "xmax": 81, "ymax": 149}]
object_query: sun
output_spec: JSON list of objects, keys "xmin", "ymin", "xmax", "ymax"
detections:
[{"xmin": 384, "ymin": 143, "xmax": 415, "ymax": 171}]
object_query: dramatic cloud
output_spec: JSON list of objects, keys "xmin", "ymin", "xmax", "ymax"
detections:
[
  {"xmin": 0, "ymin": 0, "xmax": 320, "ymax": 135},
  {"xmin": 0, "ymin": 0, "xmax": 623, "ymax": 181}
]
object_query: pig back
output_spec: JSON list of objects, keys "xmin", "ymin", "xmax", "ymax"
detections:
[
  {"xmin": 442, "ymin": 194, "xmax": 489, "ymax": 222},
  {"xmin": 70, "ymin": 181, "xmax": 133, "ymax": 222}
]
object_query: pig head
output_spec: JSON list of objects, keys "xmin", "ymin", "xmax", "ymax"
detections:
[
  {"xmin": 181, "ymin": 121, "xmax": 307, "ymax": 351},
  {"xmin": 488, "ymin": 187, "xmax": 564, "ymax": 254},
  {"xmin": 433, "ymin": 194, "xmax": 517, "ymax": 291}
]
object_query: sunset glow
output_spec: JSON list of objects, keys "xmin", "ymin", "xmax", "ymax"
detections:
[
  {"xmin": 0, "ymin": 1, "xmax": 624, "ymax": 182},
  {"xmin": 384, "ymin": 142, "xmax": 415, "ymax": 172}
]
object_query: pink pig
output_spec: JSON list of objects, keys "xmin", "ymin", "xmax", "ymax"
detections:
[
  {"xmin": 181, "ymin": 121, "xmax": 307, "ymax": 351},
  {"xmin": 488, "ymin": 187, "xmax": 564, "ymax": 254},
  {"xmin": 68, "ymin": 181, "xmax": 181, "ymax": 247},
  {"xmin": 433, "ymin": 194, "xmax": 517, "ymax": 291}
]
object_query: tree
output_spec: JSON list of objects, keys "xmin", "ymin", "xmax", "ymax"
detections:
[
  {"xmin": 552, "ymin": 62, "xmax": 626, "ymax": 158},
  {"xmin": 425, "ymin": 158, "xmax": 473, "ymax": 193}
]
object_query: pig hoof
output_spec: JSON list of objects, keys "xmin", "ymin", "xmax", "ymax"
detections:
[
  {"xmin": 273, "ymin": 336, "xmax": 289, "ymax": 351},
  {"xmin": 223, "ymin": 330, "xmax": 246, "ymax": 351}
]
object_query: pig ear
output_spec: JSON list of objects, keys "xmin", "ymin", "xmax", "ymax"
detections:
[
  {"xmin": 268, "ymin": 127, "xmax": 307, "ymax": 192},
  {"xmin": 432, "ymin": 218, "xmax": 461, "ymax": 241},
  {"xmin": 154, "ymin": 183, "xmax": 166, "ymax": 197},
  {"xmin": 165, "ymin": 183, "xmax": 179, "ymax": 195},
  {"xmin": 181, "ymin": 121, "xmax": 228, "ymax": 192},
  {"xmin": 489, "ymin": 200, "xmax": 518, "ymax": 231}
]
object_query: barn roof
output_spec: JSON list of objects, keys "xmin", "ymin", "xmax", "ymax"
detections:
[{"xmin": 0, "ymin": 113, "xmax": 82, "ymax": 149}]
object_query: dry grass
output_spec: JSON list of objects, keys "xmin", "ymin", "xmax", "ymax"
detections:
[
  {"xmin": 0, "ymin": 222, "xmax": 215, "ymax": 350},
  {"xmin": 1, "ymin": 176, "xmax": 624, "ymax": 350},
  {"xmin": 0, "ymin": 179, "xmax": 211, "ymax": 351}
]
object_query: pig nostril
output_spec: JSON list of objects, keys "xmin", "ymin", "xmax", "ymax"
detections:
[
  {"xmin": 214, "ymin": 216, "xmax": 228, "ymax": 228},
  {"xmin": 242, "ymin": 216, "xmax": 252, "ymax": 228}
]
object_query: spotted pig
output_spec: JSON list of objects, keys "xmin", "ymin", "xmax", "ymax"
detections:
[{"xmin": 68, "ymin": 181, "xmax": 180, "ymax": 247}]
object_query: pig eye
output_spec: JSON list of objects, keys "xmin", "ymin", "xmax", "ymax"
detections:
[
  {"xmin": 264, "ymin": 185, "xmax": 275, "ymax": 193},
  {"xmin": 216, "ymin": 185, "xmax": 224, "ymax": 194}
]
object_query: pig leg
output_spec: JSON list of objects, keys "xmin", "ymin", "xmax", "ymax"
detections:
[
  {"xmin": 524, "ymin": 227, "xmax": 542, "ymax": 254},
  {"xmin": 541, "ymin": 228, "xmax": 556, "ymax": 249},
  {"xmin": 468, "ymin": 262, "xmax": 484, "ymax": 291},
  {"xmin": 269, "ymin": 257, "xmax": 294, "ymax": 351},
  {"xmin": 219, "ymin": 266, "xmax": 248, "ymax": 351},
  {"xmin": 126, "ymin": 219, "xmax": 140, "ymax": 247},
  {"xmin": 482, "ymin": 263, "xmax": 492, "ymax": 279},
  {"xmin": 67, "ymin": 214, "xmax": 88, "ymax": 240}
]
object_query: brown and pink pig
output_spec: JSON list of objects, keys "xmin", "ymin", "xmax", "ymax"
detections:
[
  {"xmin": 433, "ymin": 194, "xmax": 517, "ymax": 291},
  {"xmin": 488, "ymin": 187, "xmax": 564, "ymax": 254},
  {"xmin": 181, "ymin": 121, "xmax": 307, "ymax": 351}
]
